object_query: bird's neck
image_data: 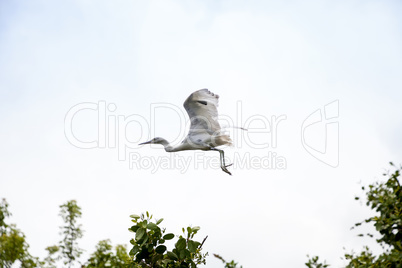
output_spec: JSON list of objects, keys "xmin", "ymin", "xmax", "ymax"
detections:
[
  {"xmin": 165, "ymin": 146, "xmax": 176, "ymax": 152},
  {"xmin": 158, "ymin": 138, "xmax": 190, "ymax": 152},
  {"xmin": 165, "ymin": 143, "xmax": 192, "ymax": 152},
  {"xmin": 158, "ymin": 139, "xmax": 175, "ymax": 152},
  {"xmin": 165, "ymin": 144, "xmax": 183, "ymax": 152}
]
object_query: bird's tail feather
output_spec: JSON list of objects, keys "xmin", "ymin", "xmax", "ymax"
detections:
[{"xmin": 214, "ymin": 134, "xmax": 233, "ymax": 147}]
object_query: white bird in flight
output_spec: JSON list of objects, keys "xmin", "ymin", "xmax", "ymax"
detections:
[{"xmin": 139, "ymin": 89, "xmax": 239, "ymax": 175}]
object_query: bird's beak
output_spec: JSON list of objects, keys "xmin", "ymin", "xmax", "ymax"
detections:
[{"xmin": 139, "ymin": 140, "xmax": 152, "ymax": 145}]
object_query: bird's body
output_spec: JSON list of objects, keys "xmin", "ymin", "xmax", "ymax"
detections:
[{"xmin": 140, "ymin": 89, "xmax": 236, "ymax": 175}]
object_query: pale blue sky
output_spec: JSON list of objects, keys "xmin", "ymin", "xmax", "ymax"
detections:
[{"xmin": 1, "ymin": 1, "xmax": 402, "ymax": 267}]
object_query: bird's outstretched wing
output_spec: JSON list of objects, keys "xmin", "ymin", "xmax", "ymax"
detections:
[{"xmin": 183, "ymin": 89, "xmax": 221, "ymax": 134}]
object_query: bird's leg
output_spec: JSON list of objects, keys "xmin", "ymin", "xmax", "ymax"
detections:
[
  {"xmin": 220, "ymin": 150, "xmax": 233, "ymax": 168},
  {"xmin": 220, "ymin": 150, "xmax": 233, "ymax": 175},
  {"xmin": 212, "ymin": 148, "xmax": 232, "ymax": 175}
]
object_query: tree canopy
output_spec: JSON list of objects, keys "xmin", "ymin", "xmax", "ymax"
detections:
[
  {"xmin": 2, "ymin": 162, "xmax": 401, "ymax": 267},
  {"xmin": 306, "ymin": 163, "xmax": 402, "ymax": 267}
]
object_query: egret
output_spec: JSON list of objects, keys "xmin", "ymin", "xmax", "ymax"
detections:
[{"xmin": 139, "ymin": 89, "xmax": 239, "ymax": 175}]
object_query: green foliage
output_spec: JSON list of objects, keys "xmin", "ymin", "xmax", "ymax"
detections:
[
  {"xmin": 344, "ymin": 163, "xmax": 402, "ymax": 267},
  {"xmin": 0, "ymin": 198, "xmax": 39, "ymax": 268},
  {"xmin": 85, "ymin": 239, "xmax": 131, "ymax": 267},
  {"xmin": 343, "ymin": 246, "xmax": 376, "ymax": 268},
  {"xmin": 0, "ymin": 199, "xmax": 11, "ymax": 232},
  {"xmin": 59, "ymin": 200, "xmax": 83, "ymax": 267},
  {"xmin": 1, "ymin": 199, "xmax": 241, "ymax": 268},
  {"xmin": 306, "ymin": 162, "xmax": 402, "ymax": 267},
  {"xmin": 42, "ymin": 245, "xmax": 60, "ymax": 268},
  {"xmin": 128, "ymin": 212, "xmax": 208, "ymax": 268},
  {"xmin": 214, "ymin": 254, "xmax": 243, "ymax": 268},
  {"xmin": 44, "ymin": 200, "xmax": 84, "ymax": 268},
  {"xmin": 358, "ymin": 162, "xmax": 401, "ymax": 249},
  {"xmin": 305, "ymin": 255, "xmax": 329, "ymax": 268}
]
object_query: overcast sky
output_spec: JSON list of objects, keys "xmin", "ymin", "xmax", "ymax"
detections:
[{"xmin": 1, "ymin": 0, "xmax": 402, "ymax": 267}]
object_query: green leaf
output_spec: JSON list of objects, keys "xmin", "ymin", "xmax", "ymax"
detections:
[
  {"xmin": 179, "ymin": 249, "xmax": 191, "ymax": 259},
  {"xmin": 130, "ymin": 214, "xmax": 140, "ymax": 219},
  {"xmin": 176, "ymin": 238, "xmax": 186, "ymax": 250},
  {"xmin": 139, "ymin": 233, "xmax": 149, "ymax": 246},
  {"xmin": 130, "ymin": 225, "xmax": 139, "ymax": 232},
  {"xmin": 129, "ymin": 245, "xmax": 139, "ymax": 256},
  {"xmin": 188, "ymin": 240, "xmax": 200, "ymax": 253},
  {"xmin": 155, "ymin": 245, "xmax": 167, "ymax": 254},
  {"xmin": 156, "ymin": 218, "xmax": 164, "ymax": 225},
  {"xmin": 147, "ymin": 222, "xmax": 158, "ymax": 230},
  {"xmin": 140, "ymin": 220, "xmax": 148, "ymax": 228},
  {"xmin": 163, "ymin": 233, "xmax": 175, "ymax": 240},
  {"xmin": 136, "ymin": 228, "xmax": 146, "ymax": 241},
  {"xmin": 167, "ymin": 251, "xmax": 178, "ymax": 260},
  {"xmin": 192, "ymin": 226, "xmax": 200, "ymax": 232}
]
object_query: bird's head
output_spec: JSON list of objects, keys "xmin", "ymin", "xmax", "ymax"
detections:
[{"xmin": 139, "ymin": 137, "xmax": 166, "ymax": 145}]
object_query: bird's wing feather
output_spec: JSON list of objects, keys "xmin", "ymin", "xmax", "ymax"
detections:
[{"xmin": 183, "ymin": 89, "xmax": 221, "ymax": 134}]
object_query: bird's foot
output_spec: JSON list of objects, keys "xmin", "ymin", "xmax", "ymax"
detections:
[{"xmin": 221, "ymin": 164, "xmax": 233, "ymax": 175}]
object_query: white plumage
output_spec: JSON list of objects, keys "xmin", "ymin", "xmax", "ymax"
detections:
[{"xmin": 140, "ymin": 89, "xmax": 235, "ymax": 175}]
